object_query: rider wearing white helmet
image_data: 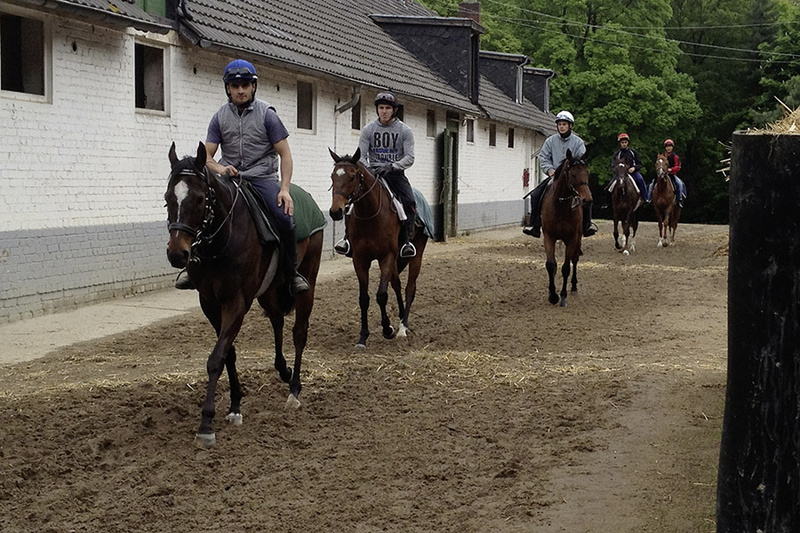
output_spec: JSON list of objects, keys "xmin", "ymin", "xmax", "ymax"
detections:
[{"xmin": 523, "ymin": 110, "xmax": 597, "ymax": 238}]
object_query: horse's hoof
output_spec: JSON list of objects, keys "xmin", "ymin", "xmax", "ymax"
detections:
[
  {"xmin": 548, "ymin": 294, "xmax": 560, "ymax": 305},
  {"xmin": 225, "ymin": 412, "xmax": 243, "ymax": 426},
  {"xmin": 560, "ymin": 299, "xmax": 567, "ymax": 308},
  {"xmin": 285, "ymin": 394, "xmax": 301, "ymax": 410},
  {"xmin": 623, "ymin": 250, "xmax": 629, "ymax": 256},
  {"xmin": 355, "ymin": 343, "xmax": 367, "ymax": 349},
  {"xmin": 383, "ymin": 325, "xmax": 396, "ymax": 340},
  {"xmin": 194, "ymin": 432, "xmax": 216, "ymax": 449}
]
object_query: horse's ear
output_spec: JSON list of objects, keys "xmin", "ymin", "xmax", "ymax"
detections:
[
  {"xmin": 565, "ymin": 149, "xmax": 573, "ymax": 161},
  {"xmin": 168, "ymin": 142, "xmax": 179, "ymax": 168},
  {"xmin": 352, "ymin": 147, "xmax": 361, "ymax": 164},
  {"xmin": 329, "ymin": 147, "xmax": 341, "ymax": 163},
  {"xmin": 195, "ymin": 142, "xmax": 206, "ymax": 172}
]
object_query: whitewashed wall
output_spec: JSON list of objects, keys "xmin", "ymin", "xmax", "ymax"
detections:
[{"xmin": 0, "ymin": 10, "xmax": 540, "ymax": 322}]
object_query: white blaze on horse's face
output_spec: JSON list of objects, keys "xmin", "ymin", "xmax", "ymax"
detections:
[
  {"xmin": 335, "ymin": 168, "xmax": 346, "ymax": 177},
  {"xmin": 173, "ymin": 180, "xmax": 190, "ymax": 220}
]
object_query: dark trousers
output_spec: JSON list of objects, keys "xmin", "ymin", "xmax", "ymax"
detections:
[
  {"xmin": 244, "ymin": 177, "xmax": 295, "ymax": 232},
  {"xmin": 375, "ymin": 167, "xmax": 416, "ymax": 212}
]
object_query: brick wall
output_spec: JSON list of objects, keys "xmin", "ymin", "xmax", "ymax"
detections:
[{"xmin": 0, "ymin": 12, "xmax": 539, "ymax": 323}]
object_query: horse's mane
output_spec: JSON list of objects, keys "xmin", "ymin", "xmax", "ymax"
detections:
[{"xmin": 554, "ymin": 153, "xmax": 587, "ymax": 177}]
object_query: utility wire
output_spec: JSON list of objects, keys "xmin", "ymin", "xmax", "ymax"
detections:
[{"xmin": 482, "ymin": 0, "xmax": 800, "ymax": 64}]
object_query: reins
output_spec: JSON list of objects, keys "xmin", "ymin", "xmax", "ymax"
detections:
[
  {"xmin": 555, "ymin": 161, "xmax": 589, "ymax": 209},
  {"xmin": 168, "ymin": 167, "xmax": 241, "ymax": 258},
  {"xmin": 332, "ymin": 163, "xmax": 384, "ymax": 220}
]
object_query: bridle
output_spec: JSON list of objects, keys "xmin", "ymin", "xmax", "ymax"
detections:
[
  {"xmin": 167, "ymin": 166, "xmax": 240, "ymax": 256},
  {"xmin": 556, "ymin": 159, "xmax": 590, "ymax": 208},
  {"xmin": 330, "ymin": 162, "xmax": 383, "ymax": 220}
]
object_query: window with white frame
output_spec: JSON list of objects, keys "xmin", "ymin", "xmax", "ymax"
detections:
[
  {"xmin": 1, "ymin": 12, "xmax": 46, "ymax": 96},
  {"xmin": 466, "ymin": 119, "xmax": 474, "ymax": 143},
  {"xmin": 135, "ymin": 42, "xmax": 165, "ymax": 111},
  {"xmin": 508, "ymin": 128, "xmax": 515, "ymax": 148},
  {"xmin": 489, "ymin": 123, "xmax": 497, "ymax": 147}
]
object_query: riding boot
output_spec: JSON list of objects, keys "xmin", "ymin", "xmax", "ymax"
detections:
[
  {"xmin": 400, "ymin": 213, "xmax": 417, "ymax": 258},
  {"xmin": 282, "ymin": 230, "xmax": 310, "ymax": 295},
  {"xmin": 174, "ymin": 269, "xmax": 195, "ymax": 290},
  {"xmin": 334, "ymin": 214, "xmax": 351, "ymax": 256},
  {"xmin": 522, "ymin": 180, "xmax": 547, "ymax": 238},
  {"xmin": 583, "ymin": 204, "xmax": 597, "ymax": 237}
]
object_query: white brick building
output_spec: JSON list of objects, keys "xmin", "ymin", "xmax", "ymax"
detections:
[{"xmin": 0, "ymin": 0, "xmax": 556, "ymax": 322}]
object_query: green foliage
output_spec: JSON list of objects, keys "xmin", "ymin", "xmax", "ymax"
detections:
[{"xmin": 415, "ymin": 0, "xmax": 790, "ymax": 223}]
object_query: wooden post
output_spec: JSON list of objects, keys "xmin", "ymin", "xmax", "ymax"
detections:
[{"xmin": 718, "ymin": 132, "xmax": 800, "ymax": 531}]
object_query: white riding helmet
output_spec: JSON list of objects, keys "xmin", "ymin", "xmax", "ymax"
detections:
[{"xmin": 555, "ymin": 110, "xmax": 574, "ymax": 124}]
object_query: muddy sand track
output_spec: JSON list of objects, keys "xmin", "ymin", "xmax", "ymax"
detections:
[{"xmin": 0, "ymin": 221, "xmax": 728, "ymax": 532}]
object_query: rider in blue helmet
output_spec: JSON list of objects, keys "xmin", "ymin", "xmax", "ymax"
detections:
[
  {"xmin": 222, "ymin": 59, "xmax": 258, "ymax": 103},
  {"xmin": 175, "ymin": 58, "xmax": 309, "ymax": 295}
]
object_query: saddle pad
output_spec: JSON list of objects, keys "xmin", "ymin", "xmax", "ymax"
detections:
[
  {"xmin": 290, "ymin": 183, "xmax": 327, "ymax": 241},
  {"xmin": 412, "ymin": 188, "xmax": 435, "ymax": 239}
]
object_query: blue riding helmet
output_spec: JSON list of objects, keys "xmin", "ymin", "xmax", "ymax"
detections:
[{"xmin": 223, "ymin": 59, "xmax": 258, "ymax": 84}]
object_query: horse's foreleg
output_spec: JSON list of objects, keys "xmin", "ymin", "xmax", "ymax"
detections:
[
  {"xmin": 389, "ymin": 271, "xmax": 405, "ymax": 335},
  {"xmin": 223, "ymin": 345, "xmax": 243, "ymax": 427},
  {"xmin": 613, "ymin": 217, "xmax": 621, "ymax": 250},
  {"xmin": 354, "ymin": 261, "xmax": 371, "ymax": 348},
  {"xmin": 376, "ymin": 262, "xmax": 397, "ymax": 340},
  {"xmin": 545, "ymin": 259, "xmax": 559, "ymax": 305},
  {"xmin": 197, "ymin": 303, "xmax": 247, "ymax": 448},
  {"xmin": 560, "ymin": 259, "xmax": 571, "ymax": 307}
]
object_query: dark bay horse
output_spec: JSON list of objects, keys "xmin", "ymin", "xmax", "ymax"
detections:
[
  {"xmin": 328, "ymin": 148, "xmax": 428, "ymax": 348},
  {"xmin": 610, "ymin": 156, "xmax": 641, "ymax": 255},
  {"xmin": 165, "ymin": 142, "xmax": 323, "ymax": 448},
  {"xmin": 540, "ymin": 149, "xmax": 593, "ymax": 307},
  {"xmin": 653, "ymin": 153, "xmax": 681, "ymax": 247}
]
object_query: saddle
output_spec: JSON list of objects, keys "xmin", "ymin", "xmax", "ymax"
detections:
[
  {"xmin": 607, "ymin": 174, "xmax": 639, "ymax": 195},
  {"xmin": 236, "ymin": 180, "xmax": 326, "ymax": 247}
]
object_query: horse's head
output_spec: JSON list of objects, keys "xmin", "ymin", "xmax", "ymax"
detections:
[
  {"xmin": 655, "ymin": 154, "xmax": 669, "ymax": 180},
  {"xmin": 328, "ymin": 147, "xmax": 363, "ymax": 221},
  {"xmin": 165, "ymin": 141, "xmax": 213, "ymax": 268},
  {"xmin": 555, "ymin": 149, "xmax": 593, "ymax": 207},
  {"xmin": 612, "ymin": 155, "xmax": 630, "ymax": 186}
]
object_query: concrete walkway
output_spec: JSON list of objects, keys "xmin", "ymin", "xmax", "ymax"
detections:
[
  {"xmin": 0, "ymin": 256, "xmax": 356, "ymax": 365},
  {"xmin": 0, "ymin": 226, "xmax": 522, "ymax": 365}
]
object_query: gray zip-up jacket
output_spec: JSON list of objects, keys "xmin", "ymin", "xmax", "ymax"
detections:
[
  {"xmin": 358, "ymin": 117, "xmax": 415, "ymax": 170},
  {"xmin": 538, "ymin": 132, "xmax": 586, "ymax": 176}
]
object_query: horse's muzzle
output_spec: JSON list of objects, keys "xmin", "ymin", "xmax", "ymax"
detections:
[
  {"xmin": 167, "ymin": 247, "xmax": 190, "ymax": 268},
  {"xmin": 329, "ymin": 207, "xmax": 343, "ymax": 221}
]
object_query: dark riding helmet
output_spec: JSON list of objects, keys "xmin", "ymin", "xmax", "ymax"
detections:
[
  {"xmin": 375, "ymin": 92, "xmax": 399, "ymax": 108},
  {"xmin": 223, "ymin": 59, "xmax": 258, "ymax": 84},
  {"xmin": 618, "ymin": 132, "xmax": 630, "ymax": 142}
]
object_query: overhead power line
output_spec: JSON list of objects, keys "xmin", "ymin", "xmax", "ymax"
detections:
[{"xmin": 479, "ymin": 0, "xmax": 800, "ymax": 63}]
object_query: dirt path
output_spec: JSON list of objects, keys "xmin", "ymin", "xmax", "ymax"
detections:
[{"xmin": 0, "ymin": 220, "xmax": 728, "ymax": 532}]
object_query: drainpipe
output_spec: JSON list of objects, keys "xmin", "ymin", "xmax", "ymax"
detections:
[{"xmin": 333, "ymin": 85, "xmax": 361, "ymax": 152}]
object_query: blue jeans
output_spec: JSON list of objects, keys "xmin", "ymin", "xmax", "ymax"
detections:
[{"xmin": 630, "ymin": 171, "xmax": 649, "ymax": 201}]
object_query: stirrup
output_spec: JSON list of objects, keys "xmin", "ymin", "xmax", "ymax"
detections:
[
  {"xmin": 400, "ymin": 242, "xmax": 417, "ymax": 258},
  {"xmin": 174, "ymin": 270, "xmax": 195, "ymax": 290},
  {"xmin": 334, "ymin": 238, "xmax": 350, "ymax": 256}
]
